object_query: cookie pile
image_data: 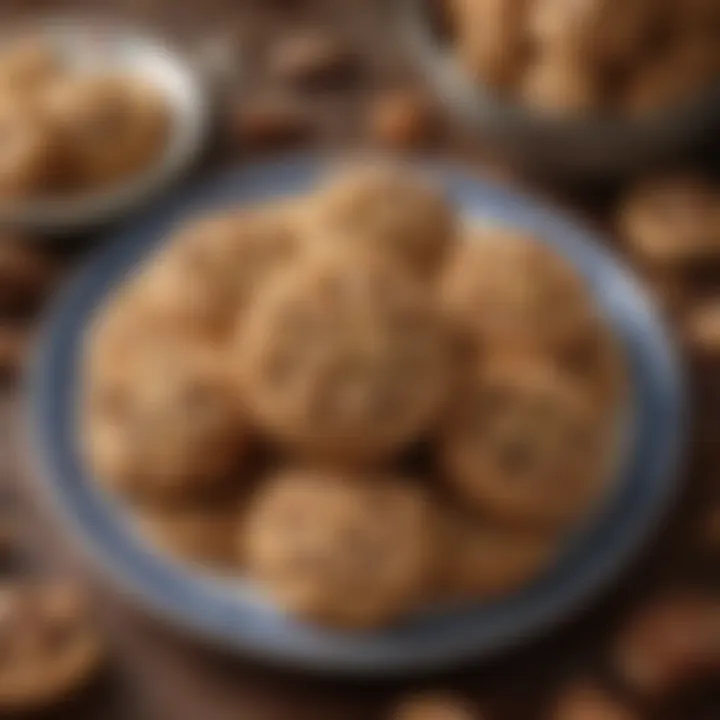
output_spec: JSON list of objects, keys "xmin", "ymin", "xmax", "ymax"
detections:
[
  {"xmin": 83, "ymin": 164, "xmax": 624, "ymax": 629},
  {"xmin": 444, "ymin": 0, "xmax": 720, "ymax": 116},
  {"xmin": 0, "ymin": 35, "xmax": 169, "ymax": 199}
]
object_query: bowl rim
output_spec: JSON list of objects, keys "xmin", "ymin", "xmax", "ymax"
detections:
[
  {"xmin": 26, "ymin": 155, "xmax": 686, "ymax": 675},
  {"xmin": 0, "ymin": 15, "xmax": 210, "ymax": 235}
]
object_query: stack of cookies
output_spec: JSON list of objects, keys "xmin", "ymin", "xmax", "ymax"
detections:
[
  {"xmin": 83, "ymin": 164, "xmax": 624, "ymax": 629},
  {"xmin": 444, "ymin": 0, "xmax": 720, "ymax": 116},
  {"xmin": 0, "ymin": 35, "xmax": 169, "ymax": 199}
]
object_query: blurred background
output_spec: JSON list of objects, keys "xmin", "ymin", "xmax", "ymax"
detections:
[{"xmin": 1, "ymin": 0, "xmax": 719, "ymax": 719}]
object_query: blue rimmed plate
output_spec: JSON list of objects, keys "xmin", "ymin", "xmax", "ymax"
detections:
[{"xmin": 27, "ymin": 156, "xmax": 685, "ymax": 675}]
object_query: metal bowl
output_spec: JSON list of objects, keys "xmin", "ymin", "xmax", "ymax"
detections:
[
  {"xmin": 28, "ymin": 157, "xmax": 684, "ymax": 675},
  {"xmin": 401, "ymin": 0, "xmax": 720, "ymax": 177},
  {"xmin": 0, "ymin": 17, "xmax": 209, "ymax": 234}
]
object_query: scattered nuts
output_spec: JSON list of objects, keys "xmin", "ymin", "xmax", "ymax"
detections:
[
  {"xmin": 552, "ymin": 683, "xmax": 638, "ymax": 720},
  {"xmin": 368, "ymin": 89, "xmax": 440, "ymax": 149},
  {"xmin": 391, "ymin": 693, "xmax": 481, "ymax": 720},
  {"xmin": 613, "ymin": 594, "xmax": 720, "ymax": 698},
  {"xmin": 0, "ymin": 237, "xmax": 57, "ymax": 314},
  {"xmin": 267, "ymin": 31, "xmax": 358, "ymax": 89},
  {"xmin": 683, "ymin": 299, "xmax": 720, "ymax": 360},
  {"xmin": 231, "ymin": 98, "xmax": 313, "ymax": 150},
  {"xmin": 0, "ymin": 324, "xmax": 28, "ymax": 380}
]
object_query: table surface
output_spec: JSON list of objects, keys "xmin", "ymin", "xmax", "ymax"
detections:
[{"xmin": 2, "ymin": 1, "xmax": 719, "ymax": 719}]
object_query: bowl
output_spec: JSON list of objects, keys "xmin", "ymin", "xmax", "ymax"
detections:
[
  {"xmin": 0, "ymin": 16, "xmax": 209, "ymax": 234},
  {"xmin": 28, "ymin": 156, "xmax": 684, "ymax": 675},
  {"xmin": 400, "ymin": 0, "xmax": 720, "ymax": 177}
]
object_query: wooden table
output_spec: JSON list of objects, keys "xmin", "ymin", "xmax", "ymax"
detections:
[{"xmin": 2, "ymin": 1, "xmax": 719, "ymax": 718}]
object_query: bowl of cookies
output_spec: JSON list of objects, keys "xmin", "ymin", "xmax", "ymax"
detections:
[
  {"xmin": 29, "ymin": 157, "xmax": 683, "ymax": 673},
  {"xmin": 0, "ymin": 18, "xmax": 207, "ymax": 233},
  {"xmin": 402, "ymin": 0, "xmax": 720, "ymax": 175}
]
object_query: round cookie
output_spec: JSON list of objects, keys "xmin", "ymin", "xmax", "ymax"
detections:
[
  {"xmin": 43, "ymin": 74, "xmax": 169, "ymax": 189},
  {"xmin": 0, "ymin": 36, "xmax": 64, "ymax": 102},
  {"xmin": 134, "ymin": 497, "xmax": 244, "ymax": 569},
  {"xmin": 0, "ymin": 581, "xmax": 104, "ymax": 711},
  {"xmin": 83, "ymin": 340, "xmax": 246, "ymax": 500},
  {"xmin": 448, "ymin": 0, "xmax": 528, "ymax": 90},
  {"xmin": 434, "ymin": 504, "xmax": 556, "ymax": 602},
  {"xmin": 237, "ymin": 252, "xmax": 451, "ymax": 462},
  {"xmin": 244, "ymin": 468, "xmax": 436, "ymax": 628},
  {"xmin": 392, "ymin": 693, "xmax": 481, "ymax": 720},
  {"xmin": 131, "ymin": 204, "xmax": 303, "ymax": 340},
  {"xmin": 521, "ymin": 51, "xmax": 602, "ymax": 115},
  {"xmin": 439, "ymin": 354, "xmax": 610, "ymax": 528},
  {"xmin": 310, "ymin": 164, "xmax": 456, "ymax": 281},
  {"xmin": 0, "ymin": 103, "xmax": 62, "ymax": 199},
  {"xmin": 439, "ymin": 229, "xmax": 597, "ymax": 358},
  {"xmin": 618, "ymin": 176, "xmax": 720, "ymax": 266}
]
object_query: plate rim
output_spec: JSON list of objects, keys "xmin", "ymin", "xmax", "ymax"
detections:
[{"xmin": 26, "ymin": 155, "xmax": 686, "ymax": 675}]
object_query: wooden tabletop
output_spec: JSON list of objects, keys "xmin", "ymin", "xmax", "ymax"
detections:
[{"xmin": 2, "ymin": 1, "xmax": 719, "ymax": 719}]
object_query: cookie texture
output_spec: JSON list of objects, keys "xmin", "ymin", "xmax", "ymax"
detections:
[
  {"xmin": 84, "ymin": 340, "xmax": 246, "ymax": 500},
  {"xmin": 311, "ymin": 164, "xmax": 456, "ymax": 280},
  {"xmin": 244, "ymin": 468, "xmax": 435, "ymax": 628},
  {"xmin": 0, "ymin": 582, "xmax": 105, "ymax": 711},
  {"xmin": 237, "ymin": 253, "xmax": 451, "ymax": 462},
  {"xmin": 439, "ymin": 355, "xmax": 610, "ymax": 527}
]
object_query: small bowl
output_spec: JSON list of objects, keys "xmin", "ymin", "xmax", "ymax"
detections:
[
  {"xmin": 27, "ymin": 156, "xmax": 684, "ymax": 675},
  {"xmin": 401, "ymin": 0, "xmax": 720, "ymax": 177},
  {"xmin": 0, "ymin": 17, "xmax": 209, "ymax": 234}
]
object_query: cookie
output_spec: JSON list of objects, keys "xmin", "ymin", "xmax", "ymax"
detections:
[
  {"xmin": 683, "ymin": 298, "xmax": 720, "ymax": 360},
  {"xmin": 618, "ymin": 176, "xmax": 720, "ymax": 267},
  {"xmin": 448, "ymin": 0, "xmax": 528, "ymax": 90},
  {"xmin": 528, "ymin": 0, "xmax": 652, "ymax": 67},
  {"xmin": 311, "ymin": 164, "xmax": 456, "ymax": 281},
  {"xmin": 552, "ymin": 683, "xmax": 638, "ymax": 720},
  {"xmin": 244, "ymin": 468, "xmax": 435, "ymax": 628},
  {"xmin": 434, "ymin": 504, "xmax": 555, "ymax": 602},
  {"xmin": 520, "ymin": 51, "xmax": 602, "ymax": 115},
  {"xmin": 0, "ymin": 582, "xmax": 104, "ymax": 711},
  {"xmin": 237, "ymin": 253, "xmax": 451, "ymax": 462},
  {"xmin": 83, "ymin": 340, "xmax": 246, "ymax": 500},
  {"xmin": 439, "ymin": 230, "xmax": 596, "ymax": 358},
  {"xmin": 613, "ymin": 594, "xmax": 720, "ymax": 698},
  {"xmin": 439, "ymin": 355, "xmax": 610, "ymax": 527},
  {"xmin": 135, "ymin": 204, "xmax": 304, "ymax": 340},
  {"xmin": 391, "ymin": 693, "xmax": 481, "ymax": 720},
  {"xmin": 0, "ymin": 36, "xmax": 64, "ymax": 102},
  {"xmin": 0, "ymin": 103, "xmax": 62, "ymax": 198},
  {"xmin": 44, "ymin": 74, "xmax": 169, "ymax": 189},
  {"xmin": 134, "ymin": 496, "xmax": 244, "ymax": 569}
]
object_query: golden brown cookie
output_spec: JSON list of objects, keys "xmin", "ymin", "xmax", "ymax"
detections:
[
  {"xmin": 439, "ymin": 354, "xmax": 611, "ymax": 528},
  {"xmin": 0, "ymin": 582, "xmax": 105, "ymax": 711},
  {"xmin": 618, "ymin": 176, "xmax": 720, "ymax": 267},
  {"xmin": 552, "ymin": 683, "xmax": 638, "ymax": 720},
  {"xmin": 520, "ymin": 51, "xmax": 601, "ymax": 115},
  {"xmin": 434, "ymin": 504, "xmax": 556, "ymax": 602},
  {"xmin": 0, "ymin": 36, "xmax": 64, "ymax": 102},
  {"xmin": 310, "ymin": 164, "xmax": 456, "ymax": 281},
  {"xmin": 391, "ymin": 693, "xmax": 481, "ymax": 720},
  {"xmin": 237, "ymin": 253, "xmax": 451, "ymax": 462},
  {"xmin": 448, "ymin": 0, "xmax": 528, "ymax": 90},
  {"xmin": 244, "ymin": 468, "xmax": 436, "ymax": 629},
  {"xmin": 0, "ymin": 103, "xmax": 62, "ymax": 198},
  {"xmin": 44, "ymin": 74, "xmax": 169, "ymax": 190},
  {"xmin": 128, "ymin": 204, "xmax": 303, "ymax": 341},
  {"xmin": 613, "ymin": 594, "xmax": 720, "ymax": 698},
  {"xmin": 134, "ymin": 496, "xmax": 245, "ymax": 569},
  {"xmin": 439, "ymin": 229, "xmax": 596, "ymax": 357},
  {"xmin": 83, "ymin": 340, "xmax": 246, "ymax": 500}
]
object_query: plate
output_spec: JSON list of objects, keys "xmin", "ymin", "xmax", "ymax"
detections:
[
  {"xmin": 0, "ymin": 17, "xmax": 208, "ymax": 234},
  {"xmin": 28, "ymin": 156, "xmax": 685, "ymax": 675}
]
